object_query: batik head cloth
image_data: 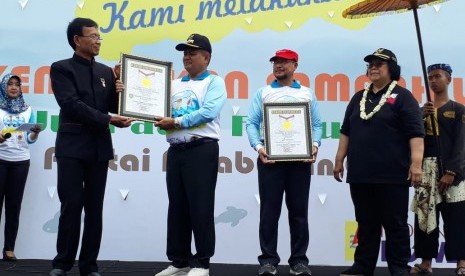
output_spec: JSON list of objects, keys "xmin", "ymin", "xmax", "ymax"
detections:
[{"xmin": 427, "ymin": 64, "xmax": 452, "ymax": 76}]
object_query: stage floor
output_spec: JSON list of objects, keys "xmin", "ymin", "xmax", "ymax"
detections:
[{"xmin": 0, "ymin": 260, "xmax": 455, "ymax": 275}]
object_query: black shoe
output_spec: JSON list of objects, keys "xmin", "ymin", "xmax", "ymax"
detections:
[
  {"xmin": 258, "ymin": 263, "xmax": 277, "ymax": 275},
  {"xmin": 50, "ymin": 269, "xmax": 67, "ymax": 276},
  {"xmin": 2, "ymin": 250, "xmax": 17, "ymax": 262},
  {"xmin": 340, "ymin": 267, "xmax": 365, "ymax": 276},
  {"xmin": 290, "ymin": 263, "xmax": 312, "ymax": 275},
  {"xmin": 85, "ymin": 273, "xmax": 101, "ymax": 276}
]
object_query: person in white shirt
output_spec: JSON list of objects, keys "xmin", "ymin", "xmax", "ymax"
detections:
[
  {"xmin": 0, "ymin": 73, "xmax": 41, "ymax": 261},
  {"xmin": 246, "ymin": 49, "xmax": 322, "ymax": 276},
  {"xmin": 154, "ymin": 33, "xmax": 227, "ymax": 276}
]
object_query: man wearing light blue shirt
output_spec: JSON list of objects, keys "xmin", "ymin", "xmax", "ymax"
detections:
[
  {"xmin": 246, "ymin": 49, "xmax": 322, "ymax": 276},
  {"xmin": 154, "ymin": 33, "xmax": 226, "ymax": 276}
]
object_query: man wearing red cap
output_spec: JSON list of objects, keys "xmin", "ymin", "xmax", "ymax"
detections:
[{"xmin": 246, "ymin": 49, "xmax": 322, "ymax": 276}]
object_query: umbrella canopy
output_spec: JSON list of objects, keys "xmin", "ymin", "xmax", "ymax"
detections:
[
  {"xmin": 342, "ymin": 0, "xmax": 451, "ymax": 103},
  {"xmin": 343, "ymin": 0, "xmax": 448, "ymax": 19}
]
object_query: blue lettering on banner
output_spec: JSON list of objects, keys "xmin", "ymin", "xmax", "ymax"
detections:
[
  {"xmin": 98, "ymin": 0, "xmax": 341, "ymax": 32},
  {"xmin": 196, "ymin": 0, "xmax": 340, "ymax": 20},
  {"xmin": 100, "ymin": 1, "xmax": 186, "ymax": 33}
]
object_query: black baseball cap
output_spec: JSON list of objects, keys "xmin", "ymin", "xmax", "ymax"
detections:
[
  {"xmin": 364, "ymin": 48, "xmax": 397, "ymax": 63},
  {"xmin": 175, "ymin": 33, "xmax": 212, "ymax": 54}
]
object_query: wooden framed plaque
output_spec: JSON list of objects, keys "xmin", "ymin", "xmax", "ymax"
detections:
[
  {"xmin": 119, "ymin": 53, "xmax": 172, "ymax": 122},
  {"xmin": 263, "ymin": 101, "xmax": 313, "ymax": 161}
]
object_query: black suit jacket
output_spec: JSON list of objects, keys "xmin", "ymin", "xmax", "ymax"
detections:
[{"xmin": 50, "ymin": 54, "xmax": 118, "ymax": 161}]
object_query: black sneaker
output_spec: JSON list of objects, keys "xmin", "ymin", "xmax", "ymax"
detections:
[
  {"xmin": 340, "ymin": 267, "xmax": 365, "ymax": 276},
  {"xmin": 290, "ymin": 263, "xmax": 312, "ymax": 275},
  {"xmin": 258, "ymin": 264, "xmax": 277, "ymax": 275}
]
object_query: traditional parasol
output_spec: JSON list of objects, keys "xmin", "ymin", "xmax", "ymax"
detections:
[{"xmin": 343, "ymin": 0, "xmax": 450, "ymax": 174}]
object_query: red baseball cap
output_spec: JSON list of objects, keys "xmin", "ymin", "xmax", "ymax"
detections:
[{"xmin": 269, "ymin": 49, "xmax": 299, "ymax": 62}]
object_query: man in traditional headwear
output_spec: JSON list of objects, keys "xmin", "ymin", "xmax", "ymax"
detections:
[{"xmin": 411, "ymin": 63, "xmax": 465, "ymax": 275}]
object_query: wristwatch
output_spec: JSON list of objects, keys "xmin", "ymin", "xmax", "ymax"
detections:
[{"xmin": 174, "ymin": 118, "xmax": 182, "ymax": 129}]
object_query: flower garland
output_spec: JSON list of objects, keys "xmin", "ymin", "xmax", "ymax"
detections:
[{"xmin": 359, "ymin": 80, "xmax": 397, "ymax": 120}]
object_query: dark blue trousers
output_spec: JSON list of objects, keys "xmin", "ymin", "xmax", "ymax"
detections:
[
  {"xmin": 165, "ymin": 140, "xmax": 219, "ymax": 269},
  {"xmin": 257, "ymin": 159, "xmax": 311, "ymax": 267}
]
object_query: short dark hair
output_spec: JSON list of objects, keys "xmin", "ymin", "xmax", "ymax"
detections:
[{"xmin": 67, "ymin": 18, "xmax": 98, "ymax": 50}]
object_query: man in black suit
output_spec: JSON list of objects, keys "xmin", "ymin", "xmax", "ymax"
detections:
[{"xmin": 49, "ymin": 17, "xmax": 132, "ymax": 276}]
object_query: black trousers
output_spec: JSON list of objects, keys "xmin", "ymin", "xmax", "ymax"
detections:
[
  {"xmin": 52, "ymin": 157, "xmax": 108, "ymax": 275},
  {"xmin": 166, "ymin": 140, "xmax": 219, "ymax": 269},
  {"xmin": 257, "ymin": 159, "xmax": 311, "ymax": 267},
  {"xmin": 0, "ymin": 159, "xmax": 30, "ymax": 251},
  {"xmin": 414, "ymin": 200, "xmax": 465, "ymax": 261},
  {"xmin": 350, "ymin": 183, "xmax": 411, "ymax": 276}
]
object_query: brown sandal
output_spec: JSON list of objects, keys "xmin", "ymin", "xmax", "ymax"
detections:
[
  {"xmin": 410, "ymin": 264, "xmax": 432, "ymax": 275},
  {"xmin": 456, "ymin": 266, "xmax": 465, "ymax": 275}
]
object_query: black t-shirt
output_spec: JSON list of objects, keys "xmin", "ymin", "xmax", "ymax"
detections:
[{"xmin": 340, "ymin": 83, "xmax": 424, "ymax": 184}]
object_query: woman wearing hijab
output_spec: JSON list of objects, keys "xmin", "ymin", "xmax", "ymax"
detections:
[{"xmin": 0, "ymin": 73, "xmax": 42, "ymax": 261}]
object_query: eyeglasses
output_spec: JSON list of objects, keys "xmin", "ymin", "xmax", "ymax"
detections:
[
  {"xmin": 271, "ymin": 60, "xmax": 296, "ymax": 65},
  {"xmin": 367, "ymin": 61, "xmax": 387, "ymax": 69},
  {"xmin": 78, "ymin": 34, "xmax": 103, "ymax": 41}
]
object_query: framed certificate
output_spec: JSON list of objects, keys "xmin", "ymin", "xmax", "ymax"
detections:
[
  {"xmin": 263, "ymin": 102, "xmax": 313, "ymax": 161},
  {"xmin": 119, "ymin": 53, "xmax": 172, "ymax": 122}
]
